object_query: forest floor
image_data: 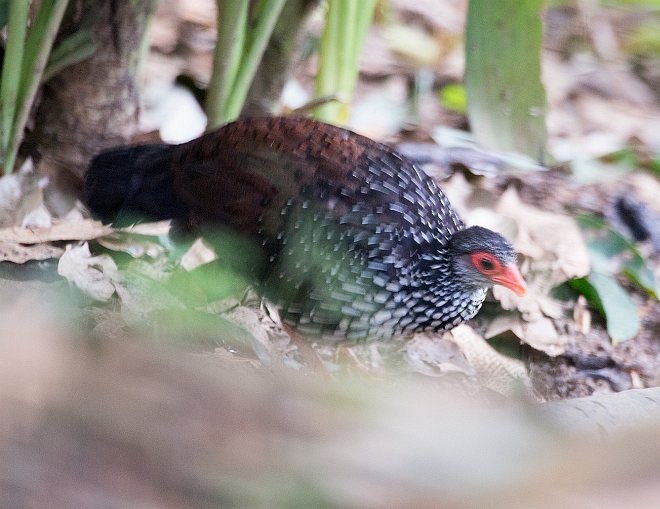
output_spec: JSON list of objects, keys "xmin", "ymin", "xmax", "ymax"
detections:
[{"xmin": 0, "ymin": 0, "xmax": 658, "ymax": 402}]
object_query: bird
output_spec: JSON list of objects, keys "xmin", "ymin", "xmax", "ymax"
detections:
[{"xmin": 85, "ymin": 116, "xmax": 526, "ymax": 342}]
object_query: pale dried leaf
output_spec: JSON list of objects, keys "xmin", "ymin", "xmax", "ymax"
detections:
[
  {"xmin": 523, "ymin": 317, "xmax": 567, "ymax": 357},
  {"xmin": 181, "ymin": 238, "xmax": 217, "ymax": 271},
  {"xmin": 21, "ymin": 204, "xmax": 52, "ymax": 229},
  {"xmin": 0, "ymin": 163, "xmax": 45, "ymax": 228},
  {"xmin": 383, "ymin": 24, "xmax": 442, "ymax": 67},
  {"xmin": 119, "ymin": 220, "xmax": 171, "ymax": 236},
  {"xmin": 405, "ymin": 333, "xmax": 475, "ymax": 378},
  {"xmin": 224, "ymin": 305, "xmax": 300, "ymax": 369},
  {"xmin": 57, "ymin": 243, "xmax": 121, "ymax": 301},
  {"xmin": 0, "ymin": 242, "xmax": 64, "ymax": 263},
  {"xmin": 0, "ymin": 219, "xmax": 113, "ymax": 244},
  {"xmin": 448, "ymin": 324, "xmax": 533, "ymax": 397},
  {"xmin": 485, "ymin": 314, "xmax": 568, "ymax": 358},
  {"xmin": 96, "ymin": 234, "xmax": 165, "ymax": 259},
  {"xmin": 497, "ymin": 187, "xmax": 590, "ymax": 283},
  {"xmin": 573, "ymin": 295, "xmax": 592, "ymax": 336}
]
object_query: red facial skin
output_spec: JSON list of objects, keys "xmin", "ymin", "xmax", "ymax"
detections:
[{"xmin": 470, "ymin": 252, "xmax": 527, "ymax": 296}]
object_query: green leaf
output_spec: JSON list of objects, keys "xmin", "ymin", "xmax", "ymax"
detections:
[
  {"xmin": 465, "ymin": 0, "xmax": 547, "ymax": 161},
  {"xmin": 570, "ymin": 274, "xmax": 640, "ymax": 343},
  {"xmin": 623, "ymin": 256, "xmax": 659, "ymax": 299},
  {"xmin": 578, "ymin": 213, "xmax": 659, "ymax": 298},
  {"xmin": 0, "ymin": 0, "xmax": 29, "ymax": 162},
  {"xmin": 0, "ymin": 0, "xmax": 9, "ymax": 28},
  {"xmin": 169, "ymin": 262, "xmax": 249, "ymax": 304},
  {"xmin": 649, "ymin": 155, "xmax": 660, "ymax": 176},
  {"xmin": 589, "ymin": 273, "xmax": 640, "ymax": 343},
  {"xmin": 4, "ymin": 0, "xmax": 70, "ymax": 174}
]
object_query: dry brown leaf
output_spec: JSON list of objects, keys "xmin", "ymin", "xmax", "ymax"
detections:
[
  {"xmin": 497, "ymin": 187, "xmax": 590, "ymax": 284},
  {"xmin": 405, "ymin": 333, "xmax": 475, "ymax": 378},
  {"xmin": 0, "ymin": 242, "xmax": 64, "ymax": 263},
  {"xmin": 57, "ymin": 243, "xmax": 122, "ymax": 301},
  {"xmin": 0, "ymin": 219, "xmax": 112, "ymax": 244},
  {"xmin": 485, "ymin": 314, "xmax": 568, "ymax": 358},
  {"xmin": 224, "ymin": 305, "xmax": 300, "ymax": 369}
]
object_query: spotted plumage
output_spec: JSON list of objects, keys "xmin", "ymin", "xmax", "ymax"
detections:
[{"xmin": 85, "ymin": 116, "xmax": 526, "ymax": 342}]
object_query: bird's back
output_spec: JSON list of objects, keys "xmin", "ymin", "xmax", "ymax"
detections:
[{"xmin": 171, "ymin": 117, "xmax": 464, "ymax": 247}]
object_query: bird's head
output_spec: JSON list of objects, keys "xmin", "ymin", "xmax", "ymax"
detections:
[{"xmin": 448, "ymin": 225, "xmax": 527, "ymax": 296}]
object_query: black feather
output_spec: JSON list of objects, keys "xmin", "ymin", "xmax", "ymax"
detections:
[{"xmin": 85, "ymin": 144, "xmax": 187, "ymax": 226}]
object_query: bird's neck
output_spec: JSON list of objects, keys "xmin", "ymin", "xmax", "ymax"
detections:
[{"xmin": 399, "ymin": 252, "xmax": 487, "ymax": 333}]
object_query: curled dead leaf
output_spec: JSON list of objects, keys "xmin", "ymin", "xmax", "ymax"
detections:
[
  {"xmin": 448, "ymin": 324, "xmax": 533, "ymax": 397},
  {"xmin": 405, "ymin": 333, "xmax": 475, "ymax": 378},
  {"xmin": 485, "ymin": 314, "xmax": 568, "ymax": 358},
  {"xmin": 497, "ymin": 187, "xmax": 590, "ymax": 283},
  {"xmin": 57, "ymin": 243, "xmax": 122, "ymax": 301}
]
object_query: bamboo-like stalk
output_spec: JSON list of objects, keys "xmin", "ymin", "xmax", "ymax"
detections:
[
  {"xmin": 206, "ymin": 0, "xmax": 249, "ymax": 130},
  {"xmin": 0, "ymin": 0, "xmax": 29, "ymax": 169},
  {"xmin": 3, "ymin": 0, "xmax": 70, "ymax": 174},
  {"xmin": 223, "ymin": 0, "xmax": 287, "ymax": 123},
  {"xmin": 313, "ymin": 0, "xmax": 376, "ymax": 125},
  {"xmin": 314, "ymin": 0, "xmax": 341, "ymax": 122},
  {"xmin": 336, "ymin": 0, "xmax": 356, "ymax": 122}
]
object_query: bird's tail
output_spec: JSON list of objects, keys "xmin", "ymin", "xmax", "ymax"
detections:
[{"xmin": 85, "ymin": 143, "xmax": 187, "ymax": 226}]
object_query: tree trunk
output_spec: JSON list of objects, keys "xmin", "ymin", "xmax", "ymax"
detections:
[{"xmin": 30, "ymin": 0, "xmax": 155, "ymax": 213}]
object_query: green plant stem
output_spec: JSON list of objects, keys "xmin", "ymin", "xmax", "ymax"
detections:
[
  {"xmin": 337, "ymin": 0, "xmax": 356, "ymax": 101},
  {"xmin": 206, "ymin": 0, "xmax": 248, "ymax": 130},
  {"xmin": 223, "ymin": 0, "xmax": 286, "ymax": 123},
  {"xmin": 0, "ymin": 0, "xmax": 29, "ymax": 168},
  {"xmin": 4, "ymin": 0, "xmax": 70, "ymax": 174},
  {"xmin": 314, "ymin": 0, "xmax": 376, "ymax": 124},
  {"xmin": 314, "ymin": 0, "xmax": 341, "ymax": 121},
  {"xmin": 353, "ymin": 0, "xmax": 375, "ymax": 72}
]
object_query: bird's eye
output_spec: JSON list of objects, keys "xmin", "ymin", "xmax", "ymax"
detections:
[
  {"xmin": 479, "ymin": 258, "xmax": 495, "ymax": 271},
  {"xmin": 470, "ymin": 252, "xmax": 500, "ymax": 275}
]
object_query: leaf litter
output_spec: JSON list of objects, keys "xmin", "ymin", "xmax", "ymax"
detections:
[{"xmin": 0, "ymin": 0, "xmax": 657, "ymax": 401}]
